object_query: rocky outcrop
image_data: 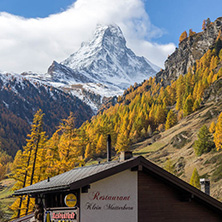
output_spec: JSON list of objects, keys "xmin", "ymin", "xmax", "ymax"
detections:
[
  {"xmin": 48, "ymin": 61, "xmax": 93, "ymax": 84},
  {"xmin": 98, "ymin": 96, "xmax": 118, "ymax": 114},
  {"xmin": 202, "ymin": 78, "xmax": 222, "ymax": 103},
  {"xmin": 156, "ymin": 17, "xmax": 222, "ymax": 86}
]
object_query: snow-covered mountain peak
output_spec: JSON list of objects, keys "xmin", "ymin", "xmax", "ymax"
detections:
[
  {"xmin": 97, "ymin": 24, "xmax": 126, "ymax": 48},
  {"xmin": 62, "ymin": 24, "xmax": 126, "ymax": 69},
  {"xmin": 81, "ymin": 24, "xmax": 126, "ymax": 50},
  {"xmin": 0, "ymin": 24, "xmax": 161, "ymax": 121},
  {"xmin": 60, "ymin": 24, "xmax": 159, "ymax": 85},
  {"xmin": 46, "ymin": 24, "xmax": 160, "ymax": 112}
]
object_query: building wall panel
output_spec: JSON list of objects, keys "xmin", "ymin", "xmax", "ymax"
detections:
[{"xmin": 138, "ymin": 171, "xmax": 221, "ymax": 222}]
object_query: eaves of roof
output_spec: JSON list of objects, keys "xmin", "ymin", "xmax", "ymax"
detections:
[
  {"xmin": 13, "ymin": 155, "xmax": 222, "ymax": 214},
  {"xmin": 13, "ymin": 156, "xmax": 141, "ymax": 196}
]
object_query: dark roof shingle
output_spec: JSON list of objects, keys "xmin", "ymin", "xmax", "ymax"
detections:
[
  {"xmin": 14, "ymin": 157, "xmax": 139, "ymax": 195},
  {"xmin": 13, "ymin": 155, "xmax": 222, "ymax": 214}
]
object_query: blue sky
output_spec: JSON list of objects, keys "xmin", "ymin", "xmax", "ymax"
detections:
[
  {"xmin": 0, "ymin": 0, "xmax": 221, "ymax": 73},
  {"xmin": 1, "ymin": 0, "xmax": 222, "ymax": 44},
  {"xmin": 0, "ymin": 0, "xmax": 74, "ymax": 18},
  {"xmin": 146, "ymin": 0, "xmax": 222, "ymax": 44}
]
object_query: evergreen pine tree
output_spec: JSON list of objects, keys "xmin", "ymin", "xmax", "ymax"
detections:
[
  {"xmin": 194, "ymin": 125, "xmax": 214, "ymax": 156},
  {"xmin": 0, "ymin": 201, "xmax": 4, "ymax": 221},
  {"xmin": 206, "ymin": 18, "xmax": 211, "ymax": 26},
  {"xmin": 215, "ymin": 38, "xmax": 222, "ymax": 56}
]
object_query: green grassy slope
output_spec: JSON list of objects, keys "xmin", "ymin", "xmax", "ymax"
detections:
[
  {"xmin": 0, "ymin": 179, "xmax": 16, "ymax": 221},
  {"xmin": 133, "ymin": 100, "xmax": 222, "ymax": 201}
]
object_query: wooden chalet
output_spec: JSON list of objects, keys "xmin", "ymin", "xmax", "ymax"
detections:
[{"xmin": 14, "ymin": 152, "xmax": 222, "ymax": 222}]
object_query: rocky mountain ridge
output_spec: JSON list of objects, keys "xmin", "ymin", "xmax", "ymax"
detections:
[
  {"xmin": 156, "ymin": 17, "xmax": 222, "ymax": 86},
  {"xmin": 44, "ymin": 24, "xmax": 159, "ymax": 112},
  {"xmin": 60, "ymin": 24, "xmax": 158, "ymax": 86}
]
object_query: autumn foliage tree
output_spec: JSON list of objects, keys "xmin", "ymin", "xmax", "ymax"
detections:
[
  {"xmin": 9, "ymin": 21, "xmax": 222, "ymax": 220},
  {"xmin": 183, "ymin": 95, "xmax": 193, "ymax": 116},
  {"xmin": 165, "ymin": 110, "xmax": 177, "ymax": 130},
  {"xmin": 179, "ymin": 31, "xmax": 188, "ymax": 43},
  {"xmin": 214, "ymin": 112, "xmax": 222, "ymax": 150},
  {"xmin": 189, "ymin": 29, "xmax": 196, "ymax": 37},
  {"xmin": 209, "ymin": 121, "xmax": 216, "ymax": 134},
  {"xmin": 71, "ymin": 40, "xmax": 222, "ymax": 158},
  {"xmin": 56, "ymin": 112, "xmax": 85, "ymax": 173},
  {"xmin": 0, "ymin": 150, "xmax": 12, "ymax": 180},
  {"xmin": 10, "ymin": 109, "xmax": 47, "ymax": 218}
]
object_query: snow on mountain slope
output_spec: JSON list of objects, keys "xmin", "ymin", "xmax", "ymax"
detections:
[
  {"xmin": 61, "ymin": 24, "xmax": 158, "ymax": 86},
  {"xmin": 0, "ymin": 72, "xmax": 94, "ymax": 156},
  {"xmin": 0, "ymin": 24, "xmax": 160, "ymax": 154},
  {"xmin": 46, "ymin": 24, "xmax": 160, "ymax": 112}
]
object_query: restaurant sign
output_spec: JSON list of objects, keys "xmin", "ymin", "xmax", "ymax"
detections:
[
  {"xmin": 44, "ymin": 207, "xmax": 79, "ymax": 222},
  {"xmin": 80, "ymin": 170, "xmax": 137, "ymax": 222}
]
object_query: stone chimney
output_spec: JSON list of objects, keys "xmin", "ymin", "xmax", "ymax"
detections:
[
  {"xmin": 200, "ymin": 178, "xmax": 210, "ymax": 195},
  {"xmin": 119, "ymin": 151, "xmax": 133, "ymax": 161}
]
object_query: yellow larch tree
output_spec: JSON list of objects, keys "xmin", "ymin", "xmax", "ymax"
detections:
[
  {"xmin": 165, "ymin": 110, "xmax": 177, "ymax": 130},
  {"xmin": 96, "ymin": 134, "xmax": 107, "ymax": 156},
  {"xmin": 189, "ymin": 29, "xmax": 196, "ymax": 37},
  {"xmin": 214, "ymin": 112, "xmax": 222, "ymax": 150},
  {"xmin": 176, "ymin": 75, "xmax": 185, "ymax": 110},
  {"xmin": 209, "ymin": 121, "xmax": 216, "ymax": 134},
  {"xmin": 10, "ymin": 109, "xmax": 47, "ymax": 218},
  {"xmin": 179, "ymin": 31, "xmax": 187, "ymax": 43}
]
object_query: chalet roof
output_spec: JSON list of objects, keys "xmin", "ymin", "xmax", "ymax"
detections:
[
  {"xmin": 14, "ymin": 156, "xmax": 222, "ymax": 213},
  {"xmin": 14, "ymin": 156, "xmax": 140, "ymax": 195}
]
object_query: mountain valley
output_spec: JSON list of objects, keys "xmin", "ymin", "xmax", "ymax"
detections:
[
  {"xmin": 2, "ymin": 16, "xmax": 222, "ymax": 220},
  {"xmin": 0, "ymin": 24, "xmax": 159, "ymax": 156}
]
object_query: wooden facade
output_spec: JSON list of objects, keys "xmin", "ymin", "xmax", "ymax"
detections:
[
  {"xmin": 14, "ymin": 155, "xmax": 222, "ymax": 222},
  {"xmin": 138, "ymin": 171, "xmax": 221, "ymax": 221}
]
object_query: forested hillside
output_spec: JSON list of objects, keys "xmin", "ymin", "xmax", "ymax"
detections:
[
  {"xmin": 0, "ymin": 75, "xmax": 93, "ymax": 157},
  {"xmin": 6, "ymin": 17, "xmax": 222, "ymax": 217}
]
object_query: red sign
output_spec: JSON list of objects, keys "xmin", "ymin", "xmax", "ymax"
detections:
[{"xmin": 45, "ymin": 207, "xmax": 79, "ymax": 222}]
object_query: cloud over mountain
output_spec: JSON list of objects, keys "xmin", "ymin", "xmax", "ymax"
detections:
[{"xmin": 0, "ymin": 0, "xmax": 175, "ymax": 73}]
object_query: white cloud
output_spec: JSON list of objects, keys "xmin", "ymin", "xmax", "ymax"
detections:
[{"xmin": 0, "ymin": 0, "xmax": 175, "ymax": 73}]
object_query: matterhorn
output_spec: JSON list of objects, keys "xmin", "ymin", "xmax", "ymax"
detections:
[{"xmin": 47, "ymin": 24, "xmax": 160, "ymax": 112}]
